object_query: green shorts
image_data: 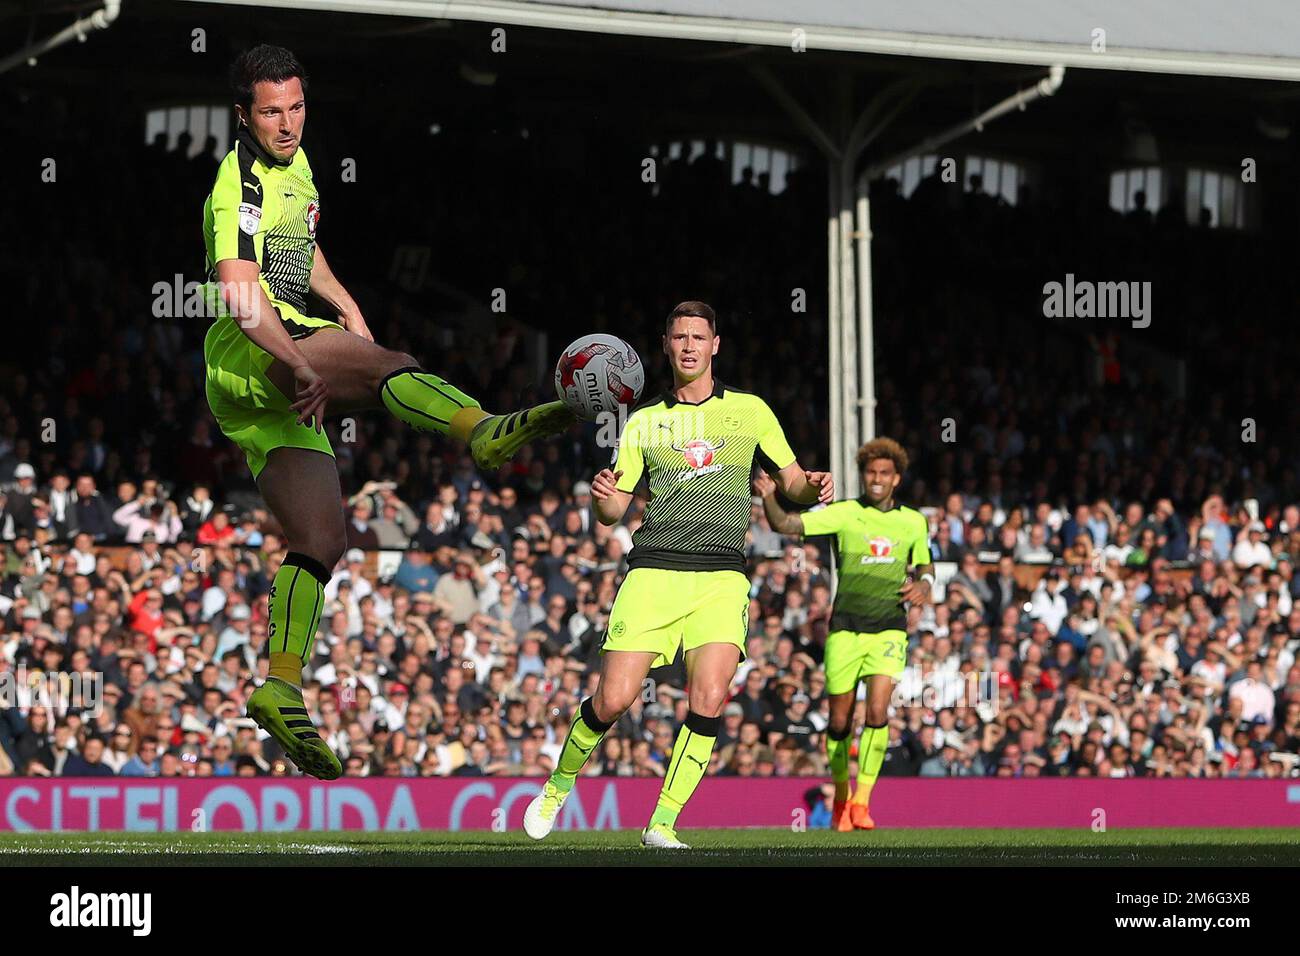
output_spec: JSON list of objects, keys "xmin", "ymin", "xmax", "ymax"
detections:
[
  {"xmin": 823, "ymin": 629, "xmax": 908, "ymax": 696},
  {"xmin": 603, "ymin": 567, "xmax": 750, "ymax": 669},
  {"xmin": 203, "ymin": 301, "xmax": 340, "ymax": 479}
]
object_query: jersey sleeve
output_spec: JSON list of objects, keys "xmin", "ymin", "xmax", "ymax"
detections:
[
  {"xmin": 755, "ymin": 399, "xmax": 797, "ymax": 474},
  {"xmin": 910, "ymin": 512, "xmax": 933, "ymax": 565},
  {"xmin": 799, "ymin": 501, "xmax": 849, "ymax": 538},
  {"xmin": 210, "ymin": 153, "xmax": 266, "ymax": 265},
  {"xmin": 613, "ymin": 412, "xmax": 646, "ymax": 493}
]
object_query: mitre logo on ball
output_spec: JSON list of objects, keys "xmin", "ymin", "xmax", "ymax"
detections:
[
  {"xmin": 554, "ymin": 333, "xmax": 645, "ymax": 421},
  {"xmin": 673, "ymin": 437, "xmax": 725, "ymax": 469}
]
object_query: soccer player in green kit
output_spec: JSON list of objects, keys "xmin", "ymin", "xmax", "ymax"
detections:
[
  {"xmin": 755, "ymin": 437, "xmax": 932, "ymax": 830},
  {"xmin": 202, "ymin": 46, "xmax": 573, "ymax": 779},
  {"xmin": 523, "ymin": 301, "xmax": 833, "ymax": 848}
]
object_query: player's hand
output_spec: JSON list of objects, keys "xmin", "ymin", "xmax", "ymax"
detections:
[
  {"xmin": 342, "ymin": 309, "xmax": 374, "ymax": 342},
  {"xmin": 806, "ymin": 470, "xmax": 834, "ymax": 504},
  {"xmin": 591, "ymin": 469, "xmax": 623, "ymax": 501},
  {"xmin": 752, "ymin": 473, "xmax": 776, "ymax": 498},
  {"xmin": 291, "ymin": 364, "xmax": 329, "ymax": 433},
  {"xmin": 899, "ymin": 577, "xmax": 932, "ymax": 605}
]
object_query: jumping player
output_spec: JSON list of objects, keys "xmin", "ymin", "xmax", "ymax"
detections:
[{"xmin": 202, "ymin": 46, "xmax": 573, "ymax": 779}]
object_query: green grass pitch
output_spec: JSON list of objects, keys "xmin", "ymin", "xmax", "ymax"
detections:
[{"xmin": 2, "ymin": 828, "xmax": 1298, "ymax": 866}]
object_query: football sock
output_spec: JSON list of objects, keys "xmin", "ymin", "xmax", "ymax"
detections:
[
  {"xmin": 649, "ymin": 711, "xmax": 719, "ymax": 829},
  {"xmin": 549, "ymin": 697, "xmax": 613, "ymax": 793},
  {"xmin": 378, "ymin": 365, "xmax": 486, "ymax": 441},
  {"xmin": 826, "ymin": 724, "xmax": 852, "ymax": 802},
  {"xmin": 266, "ymin": 552, "xmax": 330, "ymax": 686},
  {"xmin": 853, "ymin": 723, "xmax": 889, "ymax": 805}
]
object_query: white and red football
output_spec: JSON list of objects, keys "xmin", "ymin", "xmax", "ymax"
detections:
[{"xmin": 554, "ymin": 334, "xmax": 644, "ymax": 421}]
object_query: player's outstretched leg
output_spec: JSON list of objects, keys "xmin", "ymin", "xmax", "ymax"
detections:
[
  {"xmin": 268, "ymin": 332, "xmax": 575, "ymax": 471},
  {"xmin": 377, "ymin": 365, "xmax": 575, "ymax": 471},
  {"xmin": 524, "ymin": 650, "xmax": 653, "ymax": 840},
  {"xmin": 245, "ymin": 447, "xmax": 345, "ymax": 780}
]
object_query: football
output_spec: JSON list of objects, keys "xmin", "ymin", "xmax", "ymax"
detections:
[{"xmin": 553, "ymin": 333, "xmax": 645, "ymax": 421}]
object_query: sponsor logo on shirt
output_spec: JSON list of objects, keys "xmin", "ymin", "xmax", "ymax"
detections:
[
  {"xmin": 860, "ymin": 535, "xmax": 897, "ymax": 564},
  {"xmin": 671, "ymin": 438, "xmax": 725, "ymax": 481},
  {"xmin": 305, "ymin": 199, "xmax": 320, "ymax": 238}
]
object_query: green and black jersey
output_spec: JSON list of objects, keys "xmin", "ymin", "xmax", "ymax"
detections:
[
  {"xmin": 802, "ymin": 499, "xmax": 931, "ymax": 633},
  {"xmin": 202, "ymin": 126, "xmax": 321, "ymax": 335},
  {"xmin": 613, "ymin": 378, "xmax": 797, "ymax": 573}
]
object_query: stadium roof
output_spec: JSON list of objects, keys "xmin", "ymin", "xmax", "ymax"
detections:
[{"xmin": 186, "ymin": 0, "xmax": 1300, "ymax": 81}]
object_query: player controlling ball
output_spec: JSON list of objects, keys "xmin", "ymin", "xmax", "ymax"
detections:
[{"xmin": 201, "ymin": 45, "xmax": 574, "ymax": 779}]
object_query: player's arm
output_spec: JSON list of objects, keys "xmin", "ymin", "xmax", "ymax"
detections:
[
  {"xmin": 900, "ymin": 512, "xmax": 936, "ymax": 605},
  {"xmin": 209, "ymin": 162, "xmax": 327, "ymax": 430},
  {"xmin": 310, "ymin": 244, "xmax": 372, "ymax": 342},
  {"xmin": 752, "ymin": 472, "xmax": 804, "ymax": 535},
  {"xmin": 592, "ymin": 468, "xmax": 633, "ymax": 526},
  {"xmin": 774, "ymin": 463, "xmax": 834, "ymax": 506},
  {"xmin": 594, "ymin": 413, "xmax": 646, "ymax": 526},
  {"xmin": 214, "ymin": 259, "xmax": 328, "ymax": 432},
  {"xmin": 755, "ymin": 400, "xmax": 832, "ymax": 505}
]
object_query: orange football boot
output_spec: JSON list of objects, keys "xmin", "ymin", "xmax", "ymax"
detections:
[{"xmin": 849, "ymin": 803, "xmax": 876, "ymax": 830}]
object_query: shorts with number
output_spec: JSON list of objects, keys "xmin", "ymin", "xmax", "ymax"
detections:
[
  {"xmin": 602, "ymin": 567, "xmax": 750, "ymax": 669},
  {"xmin": 824, "ymin": 629, "xmax": 908, "ymax": 696},
  {"xmin": 203, "ymin": 303, "xmax": 340, "ymax": 479}
]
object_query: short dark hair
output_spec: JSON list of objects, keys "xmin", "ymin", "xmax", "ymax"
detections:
[
  {"xmin": 230, "ymin": 44, "xmax": 308, "ymax": 111},
  {"xmin": 665, "ymin": 300, "xmax": 717, "ymax": 334}
]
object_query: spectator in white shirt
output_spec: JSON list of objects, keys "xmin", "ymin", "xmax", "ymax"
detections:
[
  {"xmin": 1228, "ymin": 660, "xmax": 1275, "ymax": 722},
  {"xmin": 1029, "ymin": 569, "xmax": 1069, "ymax": 634},
  {"xmin": 1232, "ymin": 523, "xmax": 1272, "ymax": 569}
]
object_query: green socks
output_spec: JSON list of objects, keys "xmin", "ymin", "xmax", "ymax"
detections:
[
  {"xmin": 855, "ymin": 723, "xmax": 889, "ymax": 803},
  {"xmin": 266, "ymin": 552, "xmax": 329, "ymax": 685},
  {"xmin": 826, "ymin": 726, "xmax": 852, "ymax": 801},
  {"xmin": 649, "ymin": 711, "xmax": 719, "ymax": 829},
  {"xmin": 550, "ymin": 698, "xmax": 613, "ymax": 793},
  {"xmin": 378, "ymin": 366, "xmax": 481, "ymax": 437}
]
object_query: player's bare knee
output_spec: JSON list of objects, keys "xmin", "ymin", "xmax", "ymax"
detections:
[
  {"xmin": 370, "ymin": 350, "xmax": 420, "ymax": 395},
  {"xmin": 593, "ymin": 686, "xmax": 634, "ymax": 723},
  {"xmin": 689, "ymin": 685, "xmax": 728, "ymax": 718},
  {"xmin": 865, "ymin": 704, "xmax": 889, "ymax": 727},
  {"xmin": 305, "ymin": 525, "xmax": 346, "ymax": 571}
]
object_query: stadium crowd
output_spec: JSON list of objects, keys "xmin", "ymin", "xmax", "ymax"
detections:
[{"xmin": 2, "ymin": 91, "xmax": 1299, "ymax": 800}]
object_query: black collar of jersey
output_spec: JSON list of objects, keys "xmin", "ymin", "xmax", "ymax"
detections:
[
  {"xmin": 856, "ymin": 494, "xmax": 901, "ymax": 513},
  {"xmin": 660, "ymin": 377, "xmax": 726, "ymax": 408},
  {"xmin": 236, "ymin": 124, "xmax": 292, "ymax": 169}
]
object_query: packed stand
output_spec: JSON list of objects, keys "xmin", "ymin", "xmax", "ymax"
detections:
[{"xmin": 1, "ymin": 91, "xmax": 1299, "ymax": 791}]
